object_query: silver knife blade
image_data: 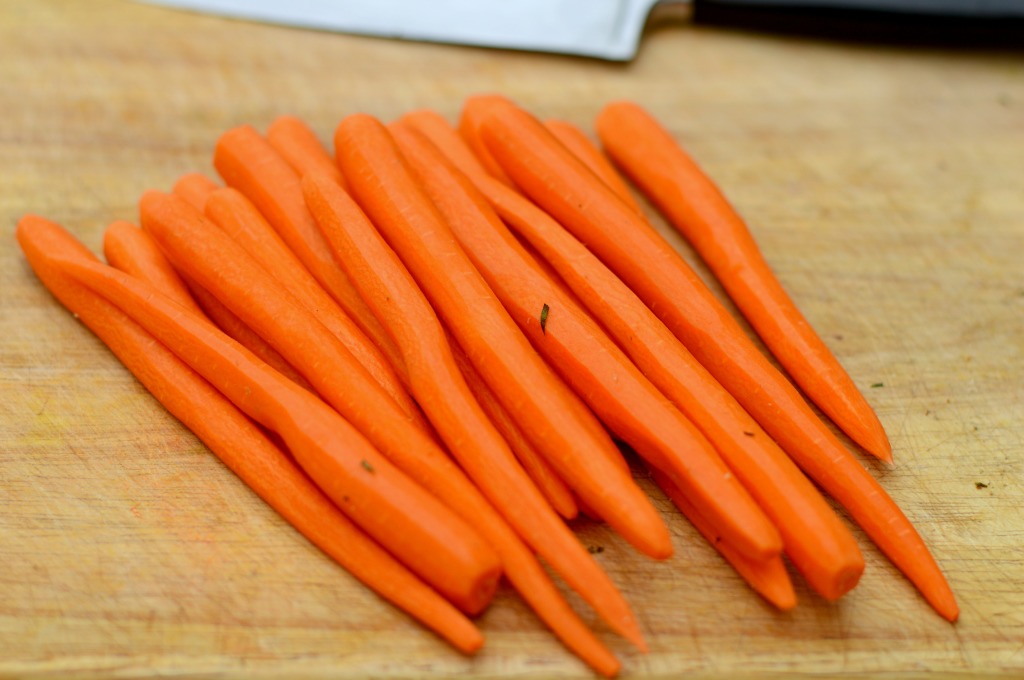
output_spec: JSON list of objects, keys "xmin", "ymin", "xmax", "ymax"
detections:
[{"xmin": 139, "ymin": 0, "xmax": 663, "ymax": 61}]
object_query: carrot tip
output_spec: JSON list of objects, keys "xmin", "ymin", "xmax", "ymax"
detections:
[
  {"xmin": 453, "ymin": 627, "xmax": 486, "ymax": 655},
  {"xmin": 870, "ymin": 439, "xmax": 895, "ymax": 465},
  {"xmin": 763, "ymin": 583, "xmax": 798, "ymax": 612},
  {"xmin": 933, "ymin": 593, "xmax": 960, "ymax": 623}
]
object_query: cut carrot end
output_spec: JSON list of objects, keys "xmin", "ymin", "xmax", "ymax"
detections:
[{"xmin": 817, "ymin": 562, "xmax": 865, "ymax": 602}]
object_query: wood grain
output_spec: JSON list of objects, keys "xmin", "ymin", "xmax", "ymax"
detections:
[{"xmin": 2, "ymin": 1, "xmax": 1022, "ymax": 677}]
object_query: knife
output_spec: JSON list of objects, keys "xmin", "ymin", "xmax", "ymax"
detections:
[{"xmin": 139, "ymin": 0, "xmax": 1024, "ymax": 61}]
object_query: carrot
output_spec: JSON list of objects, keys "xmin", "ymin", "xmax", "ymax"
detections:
[
  {"xmin": 102, "ymin": 220, "xmax": 204, "ymax": 317},
  {"xmin": 392, "ymin": 123, "xmax": 783, "ymax": 563},
  {"xmin": 114, "ymin": 204, "xmax": 619, "ymax": 674},
  {"xmin": 137, "ymin": 191, "xmax": 501, "ymax": 613},
  {"xmin": 596, "ymin": 101, "xmax": 892, "ymax": 462},
  {"xmin": 171, "ymin": 172, "xmax": 219, "ymax": 212},
  {"xmin": 448, "ymin": 335, "xmax": 579, "ymax": 521},
  {"xmin": 399, "ymin": 112, "xmax": 591, "ymax": 310},
  {"xmin": 102, "ymin": 219, "xmax": 313, "ymax": 392},
  {"xmin": 650, "ymin": 468, "xmax": 797, "ymax": 611},
  {"xmin": 390, "ymin": 116, "xmax": 864, "ymax": 597},
  {"xmin": 186, "ymin": 281, "xmax": 315, "ymax": 392},
  {"xmin": 144, "ymin": 193, "xmax": 442, "ymax": 468},
  {"xmin": 476, "ymin": 171, "xmax": 864, "ymax": 600},
  {"xmin": 335, "ymin": 113, "xmax": 671, "ymax": 555},
  {"xmin": 267, "ymin": 115, "xmax": 349, "ymax": 190},
  {"xmin": 202, "ymin": 186, "xmax": 422, "ymax": 428},
  {"xmin": 542, "ymin": 119, "xmax": 643, "ymax": 215},
  {"xmin": 17, "ymin": 214, "xmax": 501, "ymax": 630},
  {"xmin": 477, "ymin": 95, "xmax": 957, "ymax": 621},
  {"xmin": 31, "ymin": 218, "xmax": 482, "ymax": 654},
  {"xmin": 304, "ymin": 166, "xmax": 652, "ymax": 655},
  {"xmin": 399, "ymin": 109, "xmax": 491, "ymax": 179},
  {"xmin": 212, "ymin": 124, "xmax": 402, "ymax": 373},
  {"xmin": 457, "ymin": 95, "xmax": 518, "ymax": 188}
]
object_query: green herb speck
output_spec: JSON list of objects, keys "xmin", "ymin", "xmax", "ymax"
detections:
[
  {"xmin": 871, "ymin": 382, "xmax": 884, "ymax": 388},
  {"xmin": 540, "ymin": 303, "xmax": 550, "ymax": 334},
  {"xmin": 361, "ymin": 460, "xmax": 375, "ymax": 473}
]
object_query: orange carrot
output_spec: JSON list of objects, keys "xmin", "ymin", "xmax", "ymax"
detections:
[
  {"xmin": 449, "ymin": 336, "xmax": 579, "ymax": 521},
  {"xmin": 212, "ymin": 125, "xmax": 401, "ymax": 371},
  {"xmin": 143, "ymin": 192, "xmax": 449, "ymax": 474},
  {"xmin": 477, "ymin": 95, "xmax": 957, "ymax": 621},
  {"xmin": 172, "ymin": 172, "xmax": 219, "ymax": 212},
  {"xmin": 399, "ymin": 112, "xmax": 590, "ymax": 311},
  {"xmin": 202, "ymin": 186, "xmax": 422, "ymax": 427},
  {"xmin": 267, "ymin": 115, "xmax": 349, "ymax": 190},
  {"xmin": 335, "ymin": 113, "xmax": 671, "ymax": 558},
  {"xmin": 23, "ymin": 216, "xmax": 482, "ymax": 654},
  {"xmin": 543, "ymin": 119, "xmax": 643, "ymax": 215},
  {"xmin": 138, "ymin": 191, "xmax": 501, "ymax": 614},
  {"xmin": 101, "ymin": 219, "xmax": 313, "ymax": 392},
  {"xmin": 102, "ymin": 220, "xmax": 204, "ymax": 317},
  {"xmin": 400, "ymin": 109, "xmax": 491, "ymax": 179},
  {"xmin": 489, "ymin": 176, "xmax": 865, "ymax": 600},
  {"xmin": 184, "ymin": 281, "xmax": 314, "ymax": 392},
  {"xmin": 17, "ymin": 214, "xmax": 501, "ymax": 627},
  {"xmin": 650, "ymin": 468, "xmax": 797, "ymax": 611},
  {"xmin": 596, "ymin": 101, "xmax": 892, "ymax": 462},
  {"xmin": 399, "ymin": 108, "xmax": 867, "ymax": 601},
  {"xmin": 393, "ymin": 123, "xmax": 783, "ymax": 562},
  {"xmin": 304, "ymin": 166, "xmax": 652, "ymax": 654},
  {"xmin": 134, "ymin": 192, "xmax": 620, "ymax": 674},
  {"xmin": 458, "ymin": 95, "xmax": 518, "ymax": 188}
]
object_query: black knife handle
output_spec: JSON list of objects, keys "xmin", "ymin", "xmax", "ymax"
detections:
[{"xmin": 690, "ymin": 0, "xmax": 1024, "ymax": 45}]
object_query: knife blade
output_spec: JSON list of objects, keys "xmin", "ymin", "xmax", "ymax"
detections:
[{"xmin": 138, "ymin": 0, "xmax": 1024, "ymax": 61}]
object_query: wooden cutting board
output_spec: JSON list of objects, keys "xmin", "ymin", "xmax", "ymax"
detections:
[{"xmin": 2, "ymin": 1, "xmax": 1022, "ymax": 677}]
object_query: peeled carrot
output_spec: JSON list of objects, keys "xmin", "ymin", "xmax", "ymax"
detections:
[
  {"xmin": 542, "ymin": 119, "xmax": 643, "ymax": 215},
  {"xmin": 519, "ymin": 115, "xmax": 868, "ymax": 600},
  {"xmin": 476, "ymin": 95, "xmax": 957, "ymax": 621},
  {"xmin": 133, "ymin": 192, "xmax": 620, "ymax": 674},
  {"xmin": 458, "ymin": 95, "xmax": 518, "ymax": 188},
  {"xmin": 144, "ymin": 192, "xmax": 460, "ymax": 487},
  {"xmin": 212, "ymin": 125, "xmax": 402, "ymax": 372},
  {"xmin": 267, "ymin": 115, "xmax": 349, "ymax": 190},
  {"xmin": 392, "ymin": 113, "xmax": 866, "ymax": 600},
  {"xmin": 650, "ymin": 468, "xmax": 797, "ymax": 611},
  {"xmin": 18, "ymin": 216, "xmax": 483, "ymax": 655},
  {"xmin": 448, "ymin": 335, "xmax": 579, "ymax": 521},
  {"xmin": 102, "ymin": 219, "xmax": 312, "ymax": 392},
  {"xmin": 202, "ymin": 186, "xmax": 420, "ymax": 426},
  {"xmin": 102, "ymin": 220, "xmax": 204, "ymax": 317},
  {"xmin": 596, "ymin": 101, "xmax": 892, "ymax": 462},
  {"xmin": 17, "ymin": 214, "xmax": 501, "ymax": 628},
  {"xmin": 171, "ymin": 172, "xmax": 219, "ymax": 212},
  {"xmin": 137, "ymin": 192, "xmax": 501, "ymax": 614},
  {"xmin": 304, "ymin": 166, "xmax": 651, "ymax": 654},
  {"xmin": 335, "ymin": 113, "xmax": 671, "ymax": 559},
  {"xmin": 399, "ymin": 109, "xmax": 491, "ymax": 179},
  {"xmin": 184, "ymin": 281, "xmax": 314, "ymax": 392},
  {"xmin": 392, "ymin": 123, "xmax": 782, "ymax": 562},
  {"xmin": 520, "ymin": 178, "xmax": 862, "ymax": 597}
]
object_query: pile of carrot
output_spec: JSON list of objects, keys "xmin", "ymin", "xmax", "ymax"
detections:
[{"xmin": 17, "ymin": 95, "xmax": 958, "ymax": 676}]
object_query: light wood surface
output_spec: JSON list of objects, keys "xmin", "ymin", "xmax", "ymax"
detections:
[{"xmin": 2, "ymin": 1, "xmax": 1022, "ymax": 677}]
